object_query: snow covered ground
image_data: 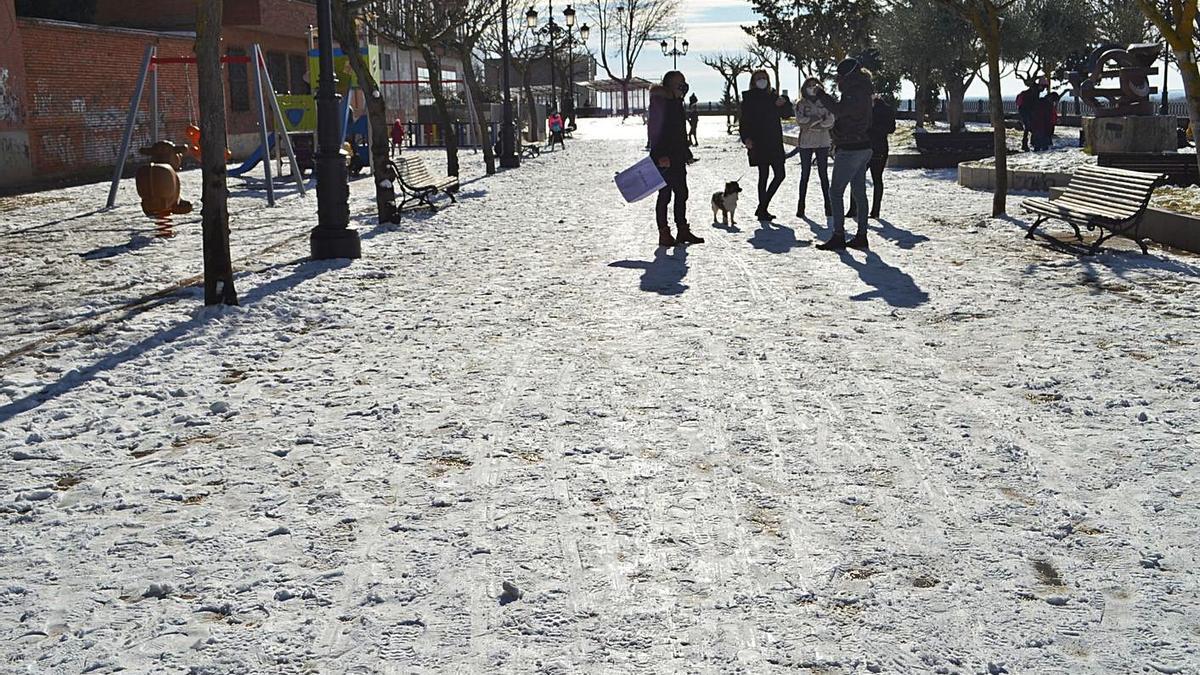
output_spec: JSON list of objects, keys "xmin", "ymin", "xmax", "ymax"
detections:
[{"xmin": 1, "ymin": 117, "xmax": 1199, "ymax": 674}]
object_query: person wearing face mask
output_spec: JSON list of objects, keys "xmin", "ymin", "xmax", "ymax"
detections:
[
  {"xmin": 740, "ymin": 70, "xmax": 794, "ymax": 221},
  {"xmin": 812, "ymin": 58, "xmax": 875, "ymax": 251},
  {"xmin": 791, "ymin": 77, "xmax": 835, "ymax": 219},
  {"xmin": 648, "ymin": 71, "xmax": 704, "ymax": 247}
]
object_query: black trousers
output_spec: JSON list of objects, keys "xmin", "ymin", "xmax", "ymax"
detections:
[
  {"xmin": 847, "ymin": 151, "xmax": 888, "ymax": 218},
  {"xmin": 656, "ymin": 164, "xmax": 689, "ymax": 229},
  {"xmin": 757, "ymin": 158, "xmax": 786, "ymax": 213}
]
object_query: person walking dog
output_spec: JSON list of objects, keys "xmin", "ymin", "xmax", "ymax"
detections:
[
  {"xmin": 648, "ymin": 71, "xmax": 704, "ymax": 247},
  {"xmin": 791, "ymin": 77, "xmax": 835, "ymax": 219},
  {"xmin": 740, "ymin": 70, "xmax": 794, "ymax": 221},
  {"xmin": 813, "ymin": 58, "xmax": 874, "ymax": 251}
]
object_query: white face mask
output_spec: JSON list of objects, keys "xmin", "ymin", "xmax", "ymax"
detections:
[
  {"xmin": 755, "ymin": 79, "xmax": 769, "ymax": 90},
  {"xmin": 804, "ymin": 86, "xmax": 817, "ymax": 97}
]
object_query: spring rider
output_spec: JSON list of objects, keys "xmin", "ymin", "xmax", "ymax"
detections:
[{"xmin": 136, "ymin": 140, "xmax": 194, "ymax": 218}]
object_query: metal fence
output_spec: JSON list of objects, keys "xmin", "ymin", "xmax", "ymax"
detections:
[
  {"xmin": 901, "ymin": 98, "xmax": 1192, "ymax": 118},
  {"xmin": 398, "ymin": 121, "xmax": 499, "ymax": 149}
]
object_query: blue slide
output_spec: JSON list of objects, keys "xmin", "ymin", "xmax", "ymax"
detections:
[{"xmin": 228, "ymin": 133, "xmax": 276, "ymax": 177}]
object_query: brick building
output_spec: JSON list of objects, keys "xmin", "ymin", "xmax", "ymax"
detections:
[{"xmin": 0, "ymin": 0, "xmax": 465, "ymax": 192}]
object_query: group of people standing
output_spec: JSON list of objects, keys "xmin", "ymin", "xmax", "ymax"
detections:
[
  {"xmin": 647, "ymin": 58, "xmax": 896, "ymax": 252},
  {"xmin": 1018, "ymin": 77, "xmax": 1062, "ymax": 152}
]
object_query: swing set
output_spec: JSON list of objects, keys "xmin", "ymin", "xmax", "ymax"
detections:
[{"xmin": 106, "ymin": 43, "xmax": 306, "ymax": 210}]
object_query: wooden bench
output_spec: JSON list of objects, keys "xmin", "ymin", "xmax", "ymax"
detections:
[
  {"xmin": 1021, "ymin": 165, "xmax": 1165, "ymax": 254},
  {"xmin": 391, "ymin": 156, "xmax": 458, "ymax": 211},
  {"xmin": 1097, "ymin": 152, "xmax": 1199, "ymax": 188}
]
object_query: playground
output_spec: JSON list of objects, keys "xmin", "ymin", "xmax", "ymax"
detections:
[{"xmin": 1, "ymin": 116, "xmax": 1198, "ymax": 673}]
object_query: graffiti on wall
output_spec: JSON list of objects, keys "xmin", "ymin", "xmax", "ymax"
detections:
[{"xmin": 0, "ymin": 68, "xmax": 23, "ymax": 124}]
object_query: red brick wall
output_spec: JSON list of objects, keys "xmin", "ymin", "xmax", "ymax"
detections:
[{"xmin": 19, "ymin": 19, "xmax": 198, "ymax": 181}]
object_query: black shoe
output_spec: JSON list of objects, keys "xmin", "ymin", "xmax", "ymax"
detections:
[
  {"xmin": 762, "ymin": 211, "xmax": 777, "ymax": 221},
  {"xmin": 797, "ymin": 206, "xmax": 805, "ymax": 218},
  {"xmin": 847, "ymin": 233, "xmax": 869, "ymax": 250},
  {"xmin": 816, "ymin": 235, "xmax": 848, "ymax": 251},
  {"xmin": 677, "ymin": 226, "xmax": 705, "ymax": 244},
  {"xmin": 658, "ymin": 227, "xmax": 677, "ymax": 247},
  {"xmin": 869, "ymin": 211, "xmax": 880, "ymax": 219}
]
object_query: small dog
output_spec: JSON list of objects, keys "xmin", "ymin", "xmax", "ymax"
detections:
[{"xmin": 711, "ymin": 180, "xmax": 742, "ymax": 225}]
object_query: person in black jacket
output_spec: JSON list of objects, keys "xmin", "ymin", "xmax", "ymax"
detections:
[
  {"xmin": 848, "ymin": 93, "xmax": 897, "ymax": 220},
  {"xmin": 740, "ymin": 69, "xmax": 794, "ymax": 221},
  {"xmin": 648, "ymin": 71, "xmax": 704, "ymax": 247},
  {"xmin": 814, "ymin": 59, "xmax": 874, "ymax": 250}
]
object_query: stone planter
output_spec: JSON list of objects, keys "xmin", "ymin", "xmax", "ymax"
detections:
[{"xmin": 958, "ymin": 162, "xmax": 1074, "ymax": 192}]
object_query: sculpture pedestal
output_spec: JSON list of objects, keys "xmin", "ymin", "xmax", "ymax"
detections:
[{"xmin": 1082, "ymin": 115, "xmax": 1178, "ymax": 155}]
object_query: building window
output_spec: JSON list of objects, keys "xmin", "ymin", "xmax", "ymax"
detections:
[
  {"xmin": 227, "ymin": 47, "xmax": 250, "ymax": 112},
  {"xmin": 289, "ymin": 54, "xmax": 310, "ymax": 95},
  {"xmin": 381, "ymin": 52, "xmax": 393, "ymax": 72},
  {"xmin": 267, "ymin": 51, "xmax": 288, "ymax": 95}
]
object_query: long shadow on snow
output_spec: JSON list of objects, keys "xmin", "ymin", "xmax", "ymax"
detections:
[
  {"xmin": 0, "ymin": 259, "xmax": 349, "ymax": 425},
  {"xmin": 749, "ymin": 221, "xmax": 809, "ymax": 254},
  {"xmin": 836, "ymin": 249, "xmax": 929, "ymax": 308},
  {"xmin": 609, "ymin": 246, "xmax": 689, "ymax": 295},
  {"xmin": 998, "ymin": 215, "xmax": 1200, "ymax": 280},
  {"xmin": 873, "ymin": 218, "xmax": 930, "ymax": 249}
]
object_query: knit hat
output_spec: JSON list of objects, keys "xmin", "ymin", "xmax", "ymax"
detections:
[{"xmin": 836, "ymin": 58, "xmax": 862, "ymax": 77}]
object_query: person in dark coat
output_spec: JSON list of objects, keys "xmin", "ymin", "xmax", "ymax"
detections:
[
  {"xmin": 648, "ymin": 71, "xmax": 704, "ymax": 247},
  {"xmin": 740, "ymin": 69, "xmax": 794, "ymax": 220},
  {"xmin": 848, "ymin": 93, "xmax": 897, "ymax": 220},
  {"xmin": 1029, "ymin": 91, "xmax": 1060, "ymax": 151},
  {"xmin": 1017, "ymin": 77, "xmax": 1046, "ymax": 152},
  {"xmin": 814, "ymin": 59, "xmax": 875, "ymax": 250}
]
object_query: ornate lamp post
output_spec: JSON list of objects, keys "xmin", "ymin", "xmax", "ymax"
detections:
[
  {"xmin": 310, "ymin": 0, "xmax": 360, "ymax": 260},
  {"xmin": 561, "ymin": 6, "xmax": 588, "ymax": 120},
  {"xmin": 526, "ymin": 4, "xmax": 563, "ymax": 112},
  {"xmin": 500, "ymin": 0, "xmax": 520, "ymax": 168},
  {"xmin": 616, "ymin": 4, "xmax": 628, "ymax": 118},
  {"xmin": 660, "ymin": 35, "xmax": 689, "ymax": 70}
]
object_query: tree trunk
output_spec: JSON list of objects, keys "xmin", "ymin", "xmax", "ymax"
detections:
[
  {"xmin": 331, "ymin": 1, "xmax": 397, "ymax": 223},
  {"xmin": 1177, "ymin": 56, "xmax": 1200, "ymax": 175},
  {"xmin": 946, "ymin": 76, "xmax": 968, "ymax": 133},
  {"xmin": 195, "ymin": 0, "xmax": 237, "ymax": 306},
  {"xmin": 984, "ymin": 29, "xmax": 1008, "ymax": 216},
  {"xmin": 419, "ymin": 45, "xmax": 460, "ymax": 177},
  {"xmin": 521, "ymin": 69, "xmax": 539, "ymax": 142},
  {"xmin": 458, "ymin": 46, "xmax": 496, "ymax": 175},
  {"xmin": 914, "ymin": 69, "xmax": 930, "ymax": 129}
]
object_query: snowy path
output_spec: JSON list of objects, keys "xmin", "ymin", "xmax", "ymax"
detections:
[{"xmin": 1, "ymin": 118, "xmax": 1199, "ymax": 673}]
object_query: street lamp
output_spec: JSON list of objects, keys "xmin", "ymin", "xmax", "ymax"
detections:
[
  {"xmin": 500, "ymin": 0, "xmax": 520, "ymax": 169},
  {"xmin": 660, "ymin": 36, "xmax": 689, "ymax": 70},
  {"xmin": 527, "ymin": 4, "xmax": 563, "ymax": 113},
  {"xmin": 310, "ymin": 0, "xmax": 360, "ymax": 260},
  {"xmin": 560, "ymin": 5, "xmax": 588, "ymax": 125},
  {"xmin": 617, "ymin": 4, "xmax": 627, "ymax": 118}
]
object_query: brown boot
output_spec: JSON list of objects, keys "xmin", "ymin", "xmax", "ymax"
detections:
[
  {"xmin": 658, "ymin": 226, "xmax": 677, "ymax": 247},
  {"xmin": 676, "ymin": 224, "xmax": 705, "ymax": 245}
]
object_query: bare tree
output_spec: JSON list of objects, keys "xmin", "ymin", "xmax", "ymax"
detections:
[
  {"xmin": 371, "ymin": 0, "xmax": 493, "ymax": 177},
  {"xmin": 481, "ymin": 3, "xmax": 543, "ymax": 141},
  {"xmin": 195, "ymin": 0, "xmax": 237, "ymax": 305},
  {"xmin": 447, "ymin": 3, "xmax": 503, "ymax": 175},
  {"xmin": 332, "ymin": 0, "xmax": 397, "ymax": 222},
  {"xmin": 701, "ymin": 51, "xmax": 754, "ymax": 134},
  {"xmin": 585, "ymin": 0, "xmax": 678, "ymax": 116},
  {"xmin": 746, "ymin": 38, "xmax": 783, "ymax": 90}
]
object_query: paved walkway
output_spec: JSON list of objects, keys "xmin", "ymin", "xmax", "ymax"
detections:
[{"xmin": 1, "ymin": 119, "xmax": 1198, "ymax": 673}]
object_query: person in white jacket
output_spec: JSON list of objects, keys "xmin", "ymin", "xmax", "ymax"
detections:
[{"xmin": 790, "ymin": 77, "xmax": 836, "ymax": 219}]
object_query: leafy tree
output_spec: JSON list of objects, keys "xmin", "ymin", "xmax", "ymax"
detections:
[
  {"xmin": 745, "ymin": 0, "xmax": 876, "ymax": 86},
  {"xmin": 1135, "ymin": 0, "xmax": 1200, "ymax": 175},
  {"xmin": 1010, "ymin": 0, "xmax": 1098, "ymax": 84},
  {"xmin": 1093, "ymin": 0, "xmax": 1154, "ymax": 44}
]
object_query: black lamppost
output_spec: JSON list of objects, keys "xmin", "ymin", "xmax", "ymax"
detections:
[
  {"xmin": 500, "ymin": 0, "xmax": 520, "ymax": 168},
  {"xmin": 310, "ymin": 0, "xmax": 360, "ymax": 260},
  {"xmin": 561, "ymin": 7, "xmax": 588, "ymax": 119},
  {"xmin": 660, "ymin": 35, "xmax": 689, "ymax": 70},
  {"xmin": 527, "ymin": 4, "xmax": 562, "ymax": 112},
  {"xmin": 617, "ymin": 4, "xmax": 628, "ymax": 118}
]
